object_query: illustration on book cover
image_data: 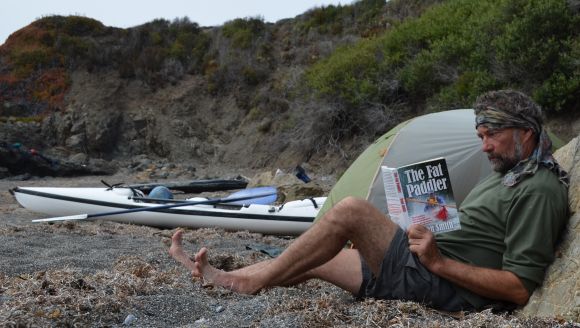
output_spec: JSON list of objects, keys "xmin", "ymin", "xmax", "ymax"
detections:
[{"xmin": 381, "ymin": 157, "xmax": 460, "ymax": 234}]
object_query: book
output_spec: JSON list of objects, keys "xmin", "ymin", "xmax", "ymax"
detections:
[{"xmin": 380, "ymin": 157, "xmax": 460, "ymax": 234}]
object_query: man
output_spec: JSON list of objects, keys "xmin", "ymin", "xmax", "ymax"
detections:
[{"xmin": 169, "ymin": 90, "xmax": 569, "ymax": 311}]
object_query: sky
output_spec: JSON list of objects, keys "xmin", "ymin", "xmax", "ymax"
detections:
[{"xmin": 1, "ymin": 0, "xmax": 349, "ymax": 45}]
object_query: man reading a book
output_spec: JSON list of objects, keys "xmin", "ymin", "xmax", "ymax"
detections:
[{"xmin": 169, "ymin": 90, "xmax": 569, "ymax": 311}]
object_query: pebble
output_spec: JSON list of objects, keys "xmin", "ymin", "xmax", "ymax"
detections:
[
  {"xmin": 215, "ymin": 305, "xmax": 225, "ymax": 313},
  {"xmin": 195, "ymin": 317, "xmax": 207, "ymax": 324},
  {"xmin": 123, "ymin": 314, "xmax": 137, "ymax": 326}
]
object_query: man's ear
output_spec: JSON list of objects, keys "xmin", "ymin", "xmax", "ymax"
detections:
[{"xmin": 522, "ymin": 128, "xmax": 535, "ymax": 143}]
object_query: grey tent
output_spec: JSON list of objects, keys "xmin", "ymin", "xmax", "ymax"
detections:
[{"xmin": 316, "ymin": 109, "xmax": 492, "ymax": 220}]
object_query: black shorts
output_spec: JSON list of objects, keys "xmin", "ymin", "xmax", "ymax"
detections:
[{"xmin": 357, "ymin": 228, "xmax": 474, "ymax": 312}]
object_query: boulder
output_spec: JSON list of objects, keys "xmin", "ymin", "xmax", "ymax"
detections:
[
  {"xmin": 68, "ymin": 152, "xmax": 88, "ymax": 165},
  {"xmin": 248, "ymin": 169, "xmax": 326, "ymax": 202},
  {"xmin": 519, "ymin": 137, "xmax": 580, "ymax": 322},
  {"xmin": 248, "ymin": 170, "xmax": 302, "ymax": 187}
]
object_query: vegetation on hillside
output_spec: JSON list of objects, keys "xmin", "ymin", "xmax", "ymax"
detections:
[
  {"xmin": 205, "ymin": 17, "xmax": 274, "ymax": 96},
  {"xmin": 299, "ymin": 0, "xmax": 442, "ymax": 37},
  {"xmin": 0, "ymin": 16, "xmax": 211, "ymax": 115},
  {"xmin": 115, "ymin": 17, "xmax": 211, "ymax": 85},
  {"xmin": 306, "ymin": 0, "xmax": 579, "ymax": 143},
  {"xmin": 222, "ymin": 17, "xmax": 267, "ymax": 49},
  {"xmin": 0, "ymin": 16, "xmax": 105, "ymax": 114}
]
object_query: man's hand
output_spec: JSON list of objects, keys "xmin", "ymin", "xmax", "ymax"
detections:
[{"xmin": 407, "ymin": 224, "xmax": 443, "ymax": 271}]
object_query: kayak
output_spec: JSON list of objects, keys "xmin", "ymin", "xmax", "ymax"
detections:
[{"xmin": 10, "ymin": 187, "xmax": 326, "ymax": 235}]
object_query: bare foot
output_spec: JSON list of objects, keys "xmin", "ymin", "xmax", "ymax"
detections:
[
  {"xmin": 194, "ymin": 247, "xmax": 268, "ymax": 294},
  {"xmin": 169, "ymin": 229, "xmax": 267, "ymax": 294},
  {"xmin": 168, "ymin": 229, "xmax": 196, "ymax": 272}
]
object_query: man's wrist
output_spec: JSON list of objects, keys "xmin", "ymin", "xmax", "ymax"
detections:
[{"xmin": 429, "ymin": 256, "xmax": 448, "ymax": 275}]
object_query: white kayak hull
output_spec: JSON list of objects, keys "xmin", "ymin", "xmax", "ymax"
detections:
[{"xmin": 11, "ymin": 187, "xmax": 326, "ymax": 235}]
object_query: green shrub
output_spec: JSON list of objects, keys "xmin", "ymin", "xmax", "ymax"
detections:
[
  {"xmin": 242, "ymin": 66, "xmax": 261, "ymax": 85},
  {"xmin": 246, "ymin": 107, "xmax": 262, "ymax": 121},
  {"xmin": 533, "ymin": 38, "xmax": 580, "ymax": 113},
  {"xmin": 300, "ymin": 4, "xmax": 347, "ymax": 35},
  {"xmin": 433, "ymin": 70, "xmax": 500, "ymax": 109},
  {"xmin": 168, "ymin": 41, "xmax": 186, "ymax": 60},
  {"xmin": 112, "ymin": 17, "xmax": 210, "ymax": 84},
  {"xmin": 306, "ymin": 0, "xmax": 578, "ymax": 116},
  {"xmin": 534, "ymin": 71, "xmax": 580, "ymax": 113},
  {"xmin": 299, "ymin": 0, "xmax": 388, "ymax": 36},
  {"xmin": 222, "ymin": 17, "xmax": 265, "ymax": 49},
  {"xmin": 11, "ymin": 48, "xmax": 58, "ymax": 77},
  {"xmin": 150, "ymin": 31, "xmax": 163, "ymax": 46},
  {"xmin": 492, "ymin": 0, "xmax": 575, "ymax": 81},
  {"xmin": 160, "ymin": 18, "xmax": 211, "ymax": 72},
  {"xmin": 257, "ymin": 119, "xmax": 272, "ymax": 133},
  {"xmin": 0, "ymin": 116, "xmax": 44, "ymax": 123},
  {"xmin": 35, "ymin": 15, "xmax": 105, "ymax": 36},
  {"xmin": 57, "ymin": 35, "xmax": 92, "ymax": 60},
  {"xmin": 306, "ymin": 39, "xmax": 383, "ymax": 106},
  {"xmin": 61, "ymin": 16, "xmax": 105, "ymax": 36}
]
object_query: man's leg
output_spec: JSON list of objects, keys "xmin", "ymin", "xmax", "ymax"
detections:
[
  {"xmin": 281, "ymin": 249, "xmax": 364, "ymax": 294},
  {"xmin": 170, "ymin": 235, "xmax": 364, "ymax": 294},
  {"xmin": 170, "ymin": 197, "xmax": 399, "ymax": 294}
]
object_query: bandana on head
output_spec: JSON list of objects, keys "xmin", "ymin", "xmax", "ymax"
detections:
[{"xmin": 475, "ymin": 106, "xmax": 569, "ymax": 187}]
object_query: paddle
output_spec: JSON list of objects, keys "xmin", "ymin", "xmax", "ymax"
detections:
[
  {"xmin": 223, "ymin": 186, "xmax": 277, "ymax": 205},
  {"xmin": 31, "ymin": 191, "xmax": 278, "ymax": 223}
]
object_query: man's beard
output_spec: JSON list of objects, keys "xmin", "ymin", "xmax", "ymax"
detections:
[
  {"xmin": 488, "ymin": 131, "xmax": 524, "ymax": 174},
  {"xmin": 488, "ymin": 153, "xmax": 521, "ymax": 173}
]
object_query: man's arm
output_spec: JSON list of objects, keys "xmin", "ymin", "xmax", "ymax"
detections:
[{"xmin": 407, "ymin": 224, "xmax": 530, "ymax": 305}]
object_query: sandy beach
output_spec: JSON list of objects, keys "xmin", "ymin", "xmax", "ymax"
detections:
[{"xmin": 0, "ymin": 173, "xmax": 575, "ymax": 327}]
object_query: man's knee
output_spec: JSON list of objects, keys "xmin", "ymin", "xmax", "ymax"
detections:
[
  {"xmin": 323, "ymin": 197, "xmax": 375, "ymax": 228},
  {"xmin": 335, "ymin": 196, "xmax": 370, "ymax": 212}
]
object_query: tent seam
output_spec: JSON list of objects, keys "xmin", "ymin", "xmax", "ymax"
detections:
[{"xmin": 364, "ymin": 119, "xmax": 413, "ymax": 200}]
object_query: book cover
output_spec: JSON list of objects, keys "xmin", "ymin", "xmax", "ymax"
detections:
[{"xmin": 381, "ymin": 157, "xmax": 460, "ymax": 234}]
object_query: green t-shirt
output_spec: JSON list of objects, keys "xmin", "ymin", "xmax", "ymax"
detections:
[{"xmin": 436, "ymin": 168, "xmax": 569, "ymax": 309}]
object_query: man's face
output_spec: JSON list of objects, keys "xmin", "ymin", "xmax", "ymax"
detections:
[{"xmin": 476, "ymin": 126, "xmax": 523, "ymax": 173}]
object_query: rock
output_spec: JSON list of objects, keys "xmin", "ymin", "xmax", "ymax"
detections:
[
  {"xmin": 0, "ymin": 167, "xmax": 9, "ymax": 179},
  {"xmin": 248, "ymin": 170, "xmax": 325, "ymax": 202},
  {"xmin": 68, "ymin": 152, "xmax": 88, "ymax": 165},
  {"xmin": 123, "ymin": 314, "xmax": 137, "ymax": 325},
  {"xmin": 131, "ymin": 157, "xmax": 152, "ymax": 172},
  {"xmin": 65, "ymin": 134, "xmax": 86, "ymax": 150},
  {"xmin": 70, "ymin": 120, "xmax": 85, "ymax": 135},
  {"xmin": 278, "ymin": 183, "xmax": 326, "ymax": 202},
  {"xmin": 519, "ymin": 137, "xmax": 580, "ymax": 322},
  {"xmin": 194, "ymin": 317, "xmax": 207, "ymax": 324},
  {"xmin": 88, "ymin": 158, "xmax": 117, "ymax": 175},
  {"xmin": 86, "ymin": 113, "xmax": 121, "ymax": 153},
  {"xmin": 248, "ymin": 169, "xmax": 306, "ymax": 187}
]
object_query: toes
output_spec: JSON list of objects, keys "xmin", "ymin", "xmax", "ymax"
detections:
[
  {"xmin": 192, "ymin": 261, "xmax": 203, "ymax": 278},
  {"xmin": 171, "ymin": 229, "xmax": 184, "ymax": 244},
  {"xmin": 195, "ymin": 247, "xmax": 208, "ymax": 263}
]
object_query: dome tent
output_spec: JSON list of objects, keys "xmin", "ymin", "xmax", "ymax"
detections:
[{"xmin": 316, "ymin": 109, "xmax": 492, "ymax": 220}]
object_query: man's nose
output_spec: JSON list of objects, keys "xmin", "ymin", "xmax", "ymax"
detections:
[{"xmin": 481, "ymin": 139, "xmax": 493, "ymax": 152}]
